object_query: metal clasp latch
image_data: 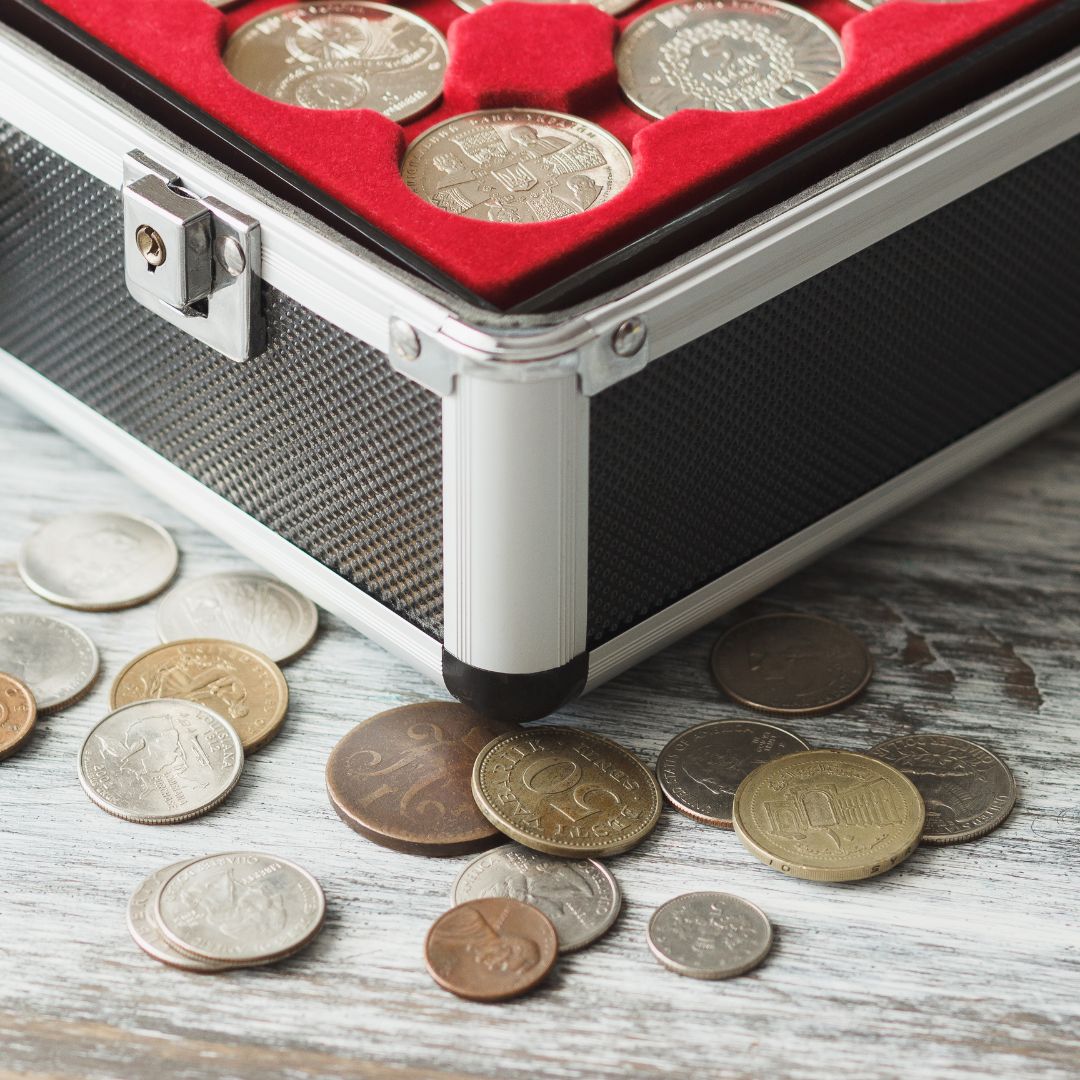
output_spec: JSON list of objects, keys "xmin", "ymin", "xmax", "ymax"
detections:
[{"xmin": 122, "ymin": 150, "xmax": 265, "ymax": 362}]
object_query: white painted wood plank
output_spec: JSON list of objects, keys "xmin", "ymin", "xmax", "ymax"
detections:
[{"xmin": 0, "ymin": 392, "xmax": 1078, "ymax": 1080}]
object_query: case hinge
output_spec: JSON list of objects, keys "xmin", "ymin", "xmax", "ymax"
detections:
[{"xmin": 122, "ymin": 151, "xmax": 265, "ymax": 362}]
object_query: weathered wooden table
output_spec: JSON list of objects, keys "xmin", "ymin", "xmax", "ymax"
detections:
[{"xmin": 1, "ymin": 391, "xmax": 1077, "ymax": 1080}]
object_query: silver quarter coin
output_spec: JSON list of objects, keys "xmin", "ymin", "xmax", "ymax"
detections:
[
  {"xmin": 78, "ymin": 699, "xmax": 244, "ymax": 825},
  {"xmin": 451, "ymin": 844, "xmax": 622, "ymax": 953},
  {"xmin": 0, "ymin": 612, "xmax": 99, "ymax": 714},
  {"xmin": 617, "ymin": 0, "xmax": 844, "ymax": 118},
  {"xmin": 223, "ymin": 1, "xmax": 448, "ymax": 121},
  {"xmin": 870, "ymin": 733, "xmax": 1016, "ymax": 844},
  {"xmin": 155, "ymin": 852, "xmax": 326, "ymax": 965},
  {"xmin": 19, "ymin": 511, "xmax": 178, "ymax": 611},
  {"xmin": 127, "ymin": 860, "xmax": 240, "ymax": 973},
  {"xmin": 647, "ymin": 891, "xmax": 773, "ymax": 979},
  {"xmin": 451, "ymin": 0, "xmax": 640, "ymax": 13},
  {"xmin": 402, "ymin": 109, "xmax": 633, "ymax": 223},
  {"xmin": 156, "ymin": 571, "xmax": 318, "ymax": 665},
  {"xmin": 657, "ymin": 719, "xmax": 809, "ymax": 828}
]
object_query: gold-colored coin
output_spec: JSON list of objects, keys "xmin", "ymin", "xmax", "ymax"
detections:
[
  {"xmin": 110, "ymin": 639, "xmax": 288, "ymax": 753},
  {"xmin": 732, "ymin": 749, "xmax": 924, "ymax": 882},
  {"xmin": 471, "ymin": 726, "xmax": 662, "ymax": 859},
  {"xmin": 0, "ymin": 672, "xmax": 37, "ymax": 762}
]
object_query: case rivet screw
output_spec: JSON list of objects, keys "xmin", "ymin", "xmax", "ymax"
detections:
[
  {"xmin": 612, "ymin": 317, "xmax": 646, "ymax": 358},
  {"xmin": 218, "ymin": 236, "xmax": 246, "ymax": 278},
  {"xmin": 390, "ymin": 319, "xmax": 421, "ymax": 363},
  {"xmin": 135, "ymin": 224, "xmax": 166, "ymax": 268}
]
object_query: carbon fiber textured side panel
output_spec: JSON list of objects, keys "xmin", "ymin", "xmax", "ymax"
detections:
[
  {"xmin": 587, "ymin": 135, "xmax": 1080, "ymax": 648},
  {"xmin": 0, "ymin": 122, "xmax": 444, "ymax": 639}
]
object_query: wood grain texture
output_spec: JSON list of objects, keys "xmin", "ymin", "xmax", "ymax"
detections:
[{"xmin": 1, "ymin": 392, "xmax": 1078, "ymax": 1080}]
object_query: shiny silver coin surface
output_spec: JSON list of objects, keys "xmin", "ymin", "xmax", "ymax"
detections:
[
  {"xmin": 647, "ymin": 891, "xmax": 773, "ymax": 979},
  {"xmin": 78, "ymin": 699, "xmax": 244, "ymax": 824},
  {"xmin": 223, "ymin": 1, "xmax": 448, "ymax": 121},
  {"xmin": 19, "ymin": 511, "xmax": 178, "ymax": 611},
  {"xmin": 847, "ymin": 0, "xmax": 974, "ymax": 8},
  {"xmin": 657, "ymin": 719, "xmax": 809, "ymax": 828},
  {"xmin": 155, "ymin": 852, "xmax": 326, "ymax": 965},
  {"xmin": 156, "ymin": 571, "xmax": 318, "ymax": 665},
  {"xmin": 451, "ymin": 844, "xmax": 622, "ymax": 953},
  {"xmin": 451, "ymin": 0, "xmax": 640, "ymax": 14},
  {"xmin": 402, "ymin": 109, "xmax": 633, "ymax": 223},
  {"xmin": 127, "ymin": 860, "xmax": 240, "ymax": 973},
  {"xmin": 0, "ymin": 612, "xmax": 99, "ymax": 714},
  {"xmin": 617, "ymin": 0, "xmax": 844, "ymax": 118}
]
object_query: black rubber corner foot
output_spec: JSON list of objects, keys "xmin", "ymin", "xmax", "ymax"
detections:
[{"xmin": 442, "ymin": 650, "xmax": 589, "ymax": 724}]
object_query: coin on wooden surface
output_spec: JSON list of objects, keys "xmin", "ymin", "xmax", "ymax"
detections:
[
  {"xmin": 19, "ymin": 511, "xmax": 178, "ymax": 611},
  {"xmin": 657, "ymin": 719, "xmax": 809, "ymax": 828},
  {"xmin": 617, "ymin": 0, "xmax": 844, "ymax": 118},
  {"xmin": 327, "ymin": 701, "xmax": 513, "ymax": 856},
  {"xmin": 452, "ymin": 844, "xmax": 621, "ymax": 952},
  {"xmin": 711, "ymin": 613, "xmax": 872, "ymax": 715},
  {"xmin": 78, "ymin": 699, "xmax": 244, "ymax": 824},
  {"xmin": 110, "ymin": 639, "xmax": 288, "ymax": 754},
  {"xmin": 870, "ymin": 734, "xmax": 1016, "ymax": 844},
  {"xmin": 156, "ymin": 571, "xmax": 318, "ymax": 665},
  {"xmin": 647, "ymin": 891, "xmax": 772, "ymax": 979},
  {"xmin": 471, "ymin": 726, "xmax": 662, "ymax": 858},
  {"xmin": 732, "ymin": 749, "xmax": 924, "ymax": 881},
  {"xmin": 0, "ymin": 672, "xmax": 37, "ymax": 763},
  {"xmin": 156, "ymin": 852, "xmax": 326, "ymax": 965},
  {"xmin": 223, "ymin": 1, "xmax": 448, "ymax": 121},
  {"xmin": 425, "ymin": 897, "xmax": 558, "ymax": 1002},
  {"xmin": 402, "ymin": 109, "xmax": 633, "ymax": 223},
  {"xmin": 0, "ymin": 612, "xmax": 99, "ymax": 714},
  {"xmin": 127, "ymin": 860, "xmax": 239, "ymax": 974}
]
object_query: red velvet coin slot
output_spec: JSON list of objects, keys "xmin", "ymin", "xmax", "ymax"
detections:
[{"xmin": 38, "ymin": 0, "xmax": 1059, "ymax": 306}]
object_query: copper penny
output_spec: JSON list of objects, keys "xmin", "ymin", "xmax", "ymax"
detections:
[
  {"xmin": 109, "ymin": 639, "xmax": 289, "ymax": 753},
  {"xmin": 326, "ymin": 701, "xmax": 515, "ymax": 856},
  {"xmin": 710, "ymin": 613, "xmax": 872, "ymax": 715},
  {"xmin": 425, "ymin": 897, "xmax": 557, "ymax": 1002},
  {"xmin": 0, "ymin": 672, "xmax": 37, "ymax": 762}
]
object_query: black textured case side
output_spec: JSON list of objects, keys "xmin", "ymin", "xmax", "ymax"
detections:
[
  {"xmin": 587, "ymin": 134, "xmax": 1080, "ymax": 648},
  {"xmin": 0, "ymin": 122, "xmax": 445, "ymax": 639}
]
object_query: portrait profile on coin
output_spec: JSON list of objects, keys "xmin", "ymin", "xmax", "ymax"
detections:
[{"xmin": 402, "ymin": 109, "xmax": 633, "ymax": 223}]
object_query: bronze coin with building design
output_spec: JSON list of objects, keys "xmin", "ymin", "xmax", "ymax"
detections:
[
  {"xmin": 110, "ymin": 639, "xmax": 288, "ymax": 753},
  {"xmin": 425, "ymin": 897, "xmax": 558, "ymax": 1002},
  {"xmin": 0, "ymin": 672, "xmax": 37, "ymax": 762},
  {"xmin": 732, "ymin": 749, "xmax": 924, "ymax": 881},
  {"xmin": 326, "ymin": 701, "xmax": 515, "ymax": 856}
]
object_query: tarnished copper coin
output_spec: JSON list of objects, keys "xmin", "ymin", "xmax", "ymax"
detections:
[
  {"xmin": 711, "ymin": 613, "xmax": 872, "ymax": 715},
  {"xmin": 657, "ymin": 719, "xmax": 809, "ymax": 828},
  {"xmin": 110, "ymin": 639, "xmax": 289, "ymax": 754},
  {"xmin": 326, "ymin": 701, "xmax": 514, "ymax": 856},
  {"xmin": 425, "ymin": 897, "xmax": 558, "ymax": 1002},
  {"xmin": 471, "ymin": 726, "xmax": 662, "ymax": 858},
  {"xmin": 0, "ymin": 672, "xmax": 37, "ymax": 762}
]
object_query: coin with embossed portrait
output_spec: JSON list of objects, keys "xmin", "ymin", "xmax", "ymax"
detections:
[
  {"xmin": 0, "ymin": 612, "xmax": 99, "ymax": 714},
  {"xmin": 471, "ymin": 726, "xmax": 662, "ymax": 859},
  {"xmin": 452, "ymin": 844, "xmax": 621, "ymax": 952},
  {"xmin": 111, "ymin": 639, "xmax": 288, "ymax": 754},
  {"xmin": 451, "ymin": 0, "xmax": 640, "ymax": 13},
  {"xmin": 78, "ymin": 699, "xmax": 244, "ymax": 824},
  {"xmin": 326, "ymin": 701, "xmax": 515, "ymax": 856},
  {"xmin": 19, "ymin": 511, "xmax": 178, "ymax": 611},
  {"xmin": 657, "ymin": 719, "xmax": 809, "ymax": 828},
  {"xmin": 155, "ymin": 852, "xmax": 325, "ymax": 965},
  {"xmin": 0, "ymin": 672, "xmax": 37, "ymax": 763},
  {"xmin": 402, "ymin": 109, "xmax": 633, "ymax": 223},
  {"xmin": 733, "ymin": 749, "xmax": 924, "ymax": 881},
  {"xmin": 617, "ymin": 0, "xmax": 844, "ymax": 118},
  {"xmin": 223, "ymin": 1, "xmax": 448, "ymax": 121},
  {"xmin": 647, "ymin": 891, "xmax": 772, "ymax": 979},
  {"xmin": 425, "ymin": 897, "xmax": 558, "ymax": 1002},
  {"xmin": 711, "ymin": 613, "xmax": 873, "ymax": 715},
  {"xmin": 157, "ymin": 571, "xmax": 318, "ymax": 665},
  {"xmin": 870, "ymin": 734, "xmax": 1016, "ymax": 844}
]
